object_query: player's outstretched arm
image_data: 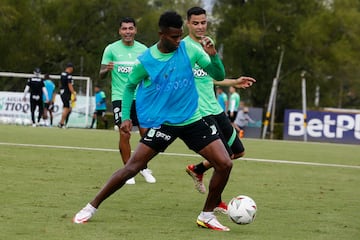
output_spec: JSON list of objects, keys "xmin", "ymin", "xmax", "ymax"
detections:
[{"xmin": 214, "ymin": 76, "xmax": 256, "ymax": 89}]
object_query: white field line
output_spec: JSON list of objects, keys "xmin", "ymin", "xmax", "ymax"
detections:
[{"xmin": 1, "ymin": 142, "xmax": 359, "ymax": 170}]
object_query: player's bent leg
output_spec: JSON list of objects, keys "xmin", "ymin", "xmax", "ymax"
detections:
[
  {"xmin": 196, "ymin": 139, "xmax": 232, "ymax": 230},
  {"xmin": 186, "ymin": 164, "xmax": 206, "ymax": 193},
  {"xmin": 119, "ymin": 129, "xmax": 131, "ymax": 163},
  {"xmin": 119, "ymin": 129, "xmax": 136, "ymax": 185}
]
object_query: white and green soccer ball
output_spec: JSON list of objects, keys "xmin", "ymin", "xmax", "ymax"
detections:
[{"xmin": 228, "ymin": 195, "xmax": 257, "ymax": 225}]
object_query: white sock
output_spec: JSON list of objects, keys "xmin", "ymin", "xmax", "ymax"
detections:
[
  {"xmin": 86, "ymin": 203, "xmax": 97, "ymax": 213},
  {"xmin": 199, "ymin": 211, "xmax": 214, "ymax": 219}
]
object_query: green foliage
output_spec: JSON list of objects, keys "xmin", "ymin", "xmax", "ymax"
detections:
[
  {"xmin": 0, "ymin": 124, "xmax": 359, "ymax": 240},
  {"xmin": 0, "ymin": 0, "xmax": 201, "ymax": 94},
  {"xmin": 0, "ymin": 0, "xmax": 359, "ymax": 116},
  {"xmin": 295, "ymin": 0, "xmax": 360, "ymax": 108},
  {"xmin": 214, "ymin": 0, "xmax": 360, "ymax": 121}
]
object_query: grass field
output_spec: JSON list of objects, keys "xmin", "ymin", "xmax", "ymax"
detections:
[{"xmin": 0, "ymin": 124, "xmax": 359, "ymax": 240}]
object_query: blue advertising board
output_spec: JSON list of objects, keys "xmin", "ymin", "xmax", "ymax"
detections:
[{"xmin": 284, "ymin": 109, "xmax": 360, "ymax": 144}]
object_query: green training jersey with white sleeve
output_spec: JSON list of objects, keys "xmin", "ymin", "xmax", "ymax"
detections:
[
  {"xmin": 183, "ymin": 36, "xmax": 224, "ymax": 117},
  {"xmin": 229, "ymin": 92, "xmax": 240, "ymax": 112},
  {"xmin": 101, "ymin": 40, "xmax": 147, "ymax": 101}
]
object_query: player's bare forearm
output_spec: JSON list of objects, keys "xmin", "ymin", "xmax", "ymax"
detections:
[
  {"xmin": 214, "ymin": 79, "xmax": 239, "ymax": 87},
  {"xmin": 99, "ymin": 63, "xmax": 114, "ymax": 79},
  {"xmin": 214, "ymin": 76, "xmax": 256, "ymax": 89}
]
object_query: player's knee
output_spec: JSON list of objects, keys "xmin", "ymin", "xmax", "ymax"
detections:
[
  {"xmin": 225, "ymin": 159, "xmax": 233, "ymax": 170},
  {"xmin": 120, "ymin": 131, "xmax": 130, "ymax": 139},
  {"xmin": 124, "ymin": 166, "xmax": 138, "ymax": 177},
  {"xmin": 124, "ymin": 161, "xmax": 144, "ymax": 176},
  {"xmin": 217, "ymin": 158, "xmax": 232, "ymax": 173}
]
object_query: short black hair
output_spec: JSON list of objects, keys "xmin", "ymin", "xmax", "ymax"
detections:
[
  {"xmin": 158, "ymin": 11, "xmax": 183, "ymax": 30},
  {"xmin": 187, "ymin": 6, "xmax": 206, "ymax": 20},
  {"xmin": 120, "ymin": 17, "xmax": 136, "ymax": 27}
]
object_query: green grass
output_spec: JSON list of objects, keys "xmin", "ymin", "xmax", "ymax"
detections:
[{"xmin": 0, "ymin": 124, "xmax": 359, "ymax": 240}]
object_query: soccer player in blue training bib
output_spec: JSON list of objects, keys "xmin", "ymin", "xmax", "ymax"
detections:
[{"xmin": 74, "ymin": 10, "xmax": 232, "ymax": 232}]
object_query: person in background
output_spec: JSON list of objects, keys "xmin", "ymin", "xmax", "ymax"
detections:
[
  {"xmin": 23, "ymin": 68, "xmax": 49, "ymax": 127},
  {"xmin": 89, "ymin": 85, "xmax": 108, "ymax": 129},
  {"xmin": 42, "ymin": 73, "xmax": 56, "ymax": 127},
  {"xmin": 216, "ymin": 86, "xmax": 228, "ymax": 113},
  {"xmin": 227, "ymin": 86, "xmax": 240, "ymax": 126},
  {"xmin": 58, "ymin": 63, "xmax": 76, "ymax": 128},
  {"xmin": 99, "ymin": 17, "xmax": 155, "ymax": 184},
  {"xmin": 234, "ymin": 106, "xmax": 256, "ymax": 138},
  {"xmin": 64, "ymin": 91, "xmax": 76, "ymax": 126}
]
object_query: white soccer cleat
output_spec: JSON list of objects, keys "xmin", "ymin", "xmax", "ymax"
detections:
[
  {"xmin": 73, "ymin": 203, "xmax": 97, "ymax": 224},
  {"xmin": 196, "ymin": 213, "xmax": 230, "ymax": 231},
  {"xmin": 140, "ymin": 168, "xmax": 156, "ymax": 183},
  {"xmin": 125, "ymin": 177, "xmax": 136, "ymax": 184}
]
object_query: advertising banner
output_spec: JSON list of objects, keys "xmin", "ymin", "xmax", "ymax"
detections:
[
  {"xmin": 0, "ymin": 91, "xmax": 93, "ymax": 128},
  {"xmin": 284, "ymin": 109, "xmax": 360, "ymax": 144}
]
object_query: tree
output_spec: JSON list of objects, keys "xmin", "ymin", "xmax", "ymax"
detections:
[
  {"xmin": 213, "ymin": 0, "xmax": 360, "ymax": 123},
  {"xmin": 295, "ymin": 0, "xmax": 360, "ymax": 108},
  {"xmin": 0, "ymin": 0, "xmax": 201, "ymax": 92}
]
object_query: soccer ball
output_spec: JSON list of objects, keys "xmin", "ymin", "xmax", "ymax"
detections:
[{"xmin": 228, "ymin": 195, "xmax": 257, "ymax": 224}]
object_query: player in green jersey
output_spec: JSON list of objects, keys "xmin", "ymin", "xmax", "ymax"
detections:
[
  {"xmin": 99, "ymin": 17, "xmax": 155, "ymax": 184},
  {"xmin": 228, "ymin": 86, "xmax": 241, "ymax": 124},
  {"xmin": 184, "ymin": 7, "xmax": 255, "ymax": 211}
]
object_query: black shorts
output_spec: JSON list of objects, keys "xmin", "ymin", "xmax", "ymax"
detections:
[
  {"xmin": 112, "ymin": 100, "xmax": 139, "ymax": 126},
  {"xmin": 94, "ymin": 110, "xmax": 106, "ymax": 117},
  {"xmin": 140, "ymin": 119, "xmax": 219, "ymax": 153},
  {"xmin": 205, "ymin": 112, "xmax": 245, "ymax": 155},
  {"xmin": 227, "ymin": 111, "xmax": 238, "ymax": 122},
  {"xmin": 61, "ymin": 92, "xmax": 71, "ymax": 108}
]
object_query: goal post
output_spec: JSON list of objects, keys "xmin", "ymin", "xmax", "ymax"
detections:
[{"xmin": 0, "ymin": 71, "xmax": 93, "ymax": 128}]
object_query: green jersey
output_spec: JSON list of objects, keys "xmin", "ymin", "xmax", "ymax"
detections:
[
  {"xmin": 101, "ymin": 40, "xmax": 147, "ymax": 101},
  {"xmin": 183, "ymin": 36, "xmax": 224, "ymax": 117},
  {"xmin": 122, "ymin": 40, "xmax": 225, "ymax": 126},
  {"xmin": 229, "ymin": 92, "xmax": 240, "ymax": 112}
]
